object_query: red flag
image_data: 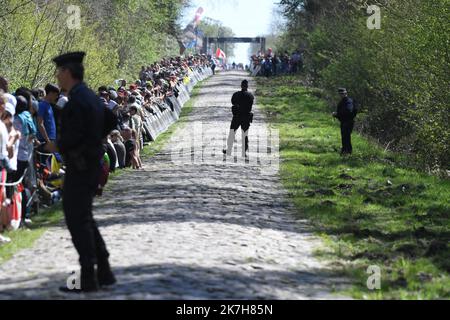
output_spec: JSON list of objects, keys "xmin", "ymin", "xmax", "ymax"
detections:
[{"xmin": 216, "ymin": 48, "xmax": 226, "ymax": 59}]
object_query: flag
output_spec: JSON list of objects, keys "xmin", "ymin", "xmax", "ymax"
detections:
[{"xmin": 216, "ymin": 48, "xmax": 226, "ymax": 59}]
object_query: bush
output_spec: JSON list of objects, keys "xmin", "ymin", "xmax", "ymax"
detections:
[{"xmin": 276, "ymin": 0, "xmax": 449, "ymax": 171}]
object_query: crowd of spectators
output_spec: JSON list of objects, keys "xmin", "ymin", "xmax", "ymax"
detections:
[
  {"xmin": 0, "ymin": 54, "xmax": 212, "ymax": 244},
  {"xmin": 250, "ymin": 48, "xmax": 303, "ymax": 77}
]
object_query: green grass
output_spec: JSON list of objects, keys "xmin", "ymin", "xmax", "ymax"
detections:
[
  {"xmin": 0, "ymin": 205, "xmax": 63, "ymax": 265},
  {"xmin": 257, "ymin": 76, "xmax": 450, "ymax": 300},
  {"xmin": 0, "ymin": 81, "xmax": 204, "ymax": 266}
]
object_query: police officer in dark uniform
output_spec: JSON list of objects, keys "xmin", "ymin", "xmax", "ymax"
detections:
[
  {"xmin": 223, "ymin": 80, "xmax": 254, "ymax": 157},
  {"xmin": 333, "ymin": 88, "xmax": 357, "ymax": 155},
  {"xmin": 47, "ymin": 52, "xmax": 116, "ymax": 293}
]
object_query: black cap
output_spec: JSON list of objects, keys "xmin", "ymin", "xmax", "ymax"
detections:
[{"xmin": 52, "ymin": 51, "xmax": 86, "ymax": 67}]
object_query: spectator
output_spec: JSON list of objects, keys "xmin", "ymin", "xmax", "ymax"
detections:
[
  {"xmin": 0, "ymin": 53, "xmax": 213, "ymax": 237},
  {"xmin": 0, "ymin": 91, "xmax": 13, "ymax": 172},
  {"xmin": 12, "ymin": 95, "xmax": 37, "ymax": 225},
  {"xmin": 122, "ymin": 127, "xmax": 142, "ymax": 170},
  {"xmin": 110, "ymin": 130, "xmax": 126, "ymax": 169},
  {"xmin": 129, "ymin": 104, "xmax": 143, "ymax": 151},
  {"xmin": 0, "ymin": 77, "xmax": 17, "ymax": 108},
  {"xmin": 103, "ymin": 137, "xmax": 118, "ymax": 173},
  {"xmin": 36, "ymin": 84, "xmax": 59, "ymax": 145},
  {"xmin": 53, "ymin": 89, "xmax": 68, "ymax": 134},
  {"xmin": 290, "ymin": 50, "xmax": 303, "ymax": 74},
  {"xmin": 2, "ymin": 101, "xmax": 21, "ymax": 199}
]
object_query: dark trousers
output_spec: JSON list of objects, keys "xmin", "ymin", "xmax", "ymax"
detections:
[
  {"xmin": 230, "ymin": 117, "xmax": 251, "ymax": 152},
  {"xmin": 7, "ymin": 161, "xmax": 30, "ymax": 220},
  {"xmin": 63, "ymin": 164, "xmax": 109, "ymax": 268},
  {"xmin": 340, "ymin": 121, "xmax": 354, "ymax": 154}
]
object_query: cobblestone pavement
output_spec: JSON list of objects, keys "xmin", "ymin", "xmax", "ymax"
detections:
[{"xmin": 0, "ymin": 71, "xmax": 351, "ymax": 300}]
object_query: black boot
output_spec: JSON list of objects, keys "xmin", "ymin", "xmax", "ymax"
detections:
[
  {"xmin": 59, "ymin": 266, "xmax": 99, "ymax": 294},
  {"xmin": 97, "ymin": 259, "xmax": 117, "ymax": 287}
]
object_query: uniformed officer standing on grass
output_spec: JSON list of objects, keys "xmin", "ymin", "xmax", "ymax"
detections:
[
  {"xmin": 333, "ymin": 88, "xmax": 357, "ymax": 156},
  {"xmin": 46, "ymin": 52, "xmax": 116, "ymax": 293},
  {"xmin": 223, "ymin": 80, "xmax": 254, "ymax": 158}
]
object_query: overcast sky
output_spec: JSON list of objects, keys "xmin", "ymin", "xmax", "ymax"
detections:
[{"xmin": 182, "ymin": 0, "xmax": 276, "ymax": 64}]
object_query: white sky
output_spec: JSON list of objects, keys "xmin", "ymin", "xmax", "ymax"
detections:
[{"xmin": 182, "ymin": 0, "xmax": 276, "ymax": 64}]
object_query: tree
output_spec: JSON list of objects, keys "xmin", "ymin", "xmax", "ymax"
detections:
[
  {"xmin": 0, "ymin": 0, "xmax": 188, "ymax": 90},
  {"xmin": 273, "ymin": 0, "xmax": 449, "ymax": 171}
]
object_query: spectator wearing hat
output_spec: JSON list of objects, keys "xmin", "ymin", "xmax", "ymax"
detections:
[{"xmin": 333, "ymin": 88, "xmax": 357, "ymax": 155}]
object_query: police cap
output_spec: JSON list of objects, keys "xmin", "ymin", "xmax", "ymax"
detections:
[{"xmin": 52, "ymin": 51, "xmax": 86, "ymax": 67}]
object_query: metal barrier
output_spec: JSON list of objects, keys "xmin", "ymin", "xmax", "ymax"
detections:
[
  {"xmin": 142, "ymin": 66, "xmax": 213, "ymax": 142},
  {"xmin": 0, "ymin": 67, "xmax": 213, "ymax": 229}
]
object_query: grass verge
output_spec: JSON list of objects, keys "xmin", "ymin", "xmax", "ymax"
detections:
[
  {"xmin": 0, "ymin": 80, "xmax": 205, "ymax": 265},
  {"xmin": 256, "ymin": 75, "xmax": 450, "ymax": 300}
]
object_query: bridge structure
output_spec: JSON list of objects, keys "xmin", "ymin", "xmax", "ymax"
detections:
[{"xmin": 202, "ymin": 37, "xmax": 266, "ymax": 56}]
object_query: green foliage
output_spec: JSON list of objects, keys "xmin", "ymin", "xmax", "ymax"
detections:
[
  {"xmin": 275, "ymin": 0, "xmax": 450, "ymax": 171},
  {"xmin": 0, "ymin": 0, "xmax": 187, "ymax": 90},
  {"xmin": 257, "ymin": 75, "xmax": 450, "ymax": 299}
]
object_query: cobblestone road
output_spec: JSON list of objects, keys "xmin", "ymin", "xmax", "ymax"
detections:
[{"xmin": 0, "ymin": 71, "xmax": 351, "ymax": 300}]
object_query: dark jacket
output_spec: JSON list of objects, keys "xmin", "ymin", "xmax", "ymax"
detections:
[
  {"xmin": 231, "ymin": 90, "xmax": 254, "ymax": 116},
  {"xmin": 58, "ymin": 82, "xmax": 105, "ymax": 169},
  {"xmin": 337, "ymin": 97, "xmax": 356, "ymax": 123}
]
